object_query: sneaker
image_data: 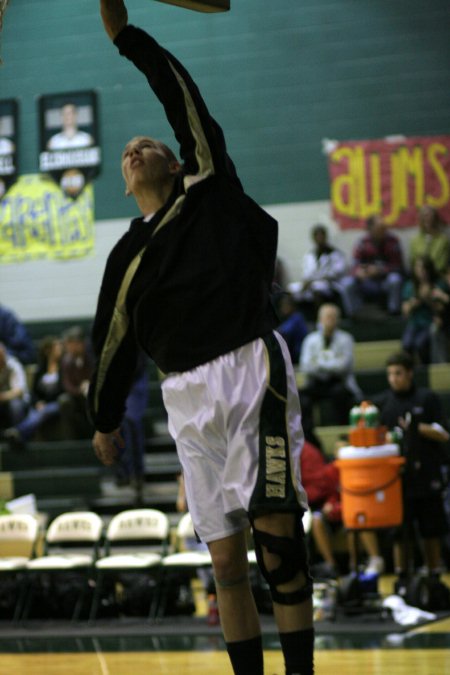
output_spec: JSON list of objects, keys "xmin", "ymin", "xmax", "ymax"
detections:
[{"xmin": 365, "ymin": 556, "xmax": 385, "ymax": 575}]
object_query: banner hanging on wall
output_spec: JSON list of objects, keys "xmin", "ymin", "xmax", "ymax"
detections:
[
  {"xmin": 38, "ymin": 90, "xmax": 101, "ymax": 199},
  {"xmin": 325, "ymin": 135, "xmax": 450, "ymax": 229},
  {"xmin": 0, "ymin": 174, "xmax": 94, "ymax": 263},
  {"xmin": 0, "ymin": 98, "xmax": 19, "ymax": 199}
]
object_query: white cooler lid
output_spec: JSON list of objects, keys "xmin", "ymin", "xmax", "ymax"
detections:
[{"xmin": 337, "ymin": 444, "xmax": 400, "ymax": 460}]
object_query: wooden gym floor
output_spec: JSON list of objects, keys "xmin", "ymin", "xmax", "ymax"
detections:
[{"xmin": 0, "ymin": 576, "xmax": 449, "ymax": 674}]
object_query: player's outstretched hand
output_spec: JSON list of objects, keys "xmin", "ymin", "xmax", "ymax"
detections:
[
  {"xmin": 93, "ymin": 428, "xmax": 125, "ymax": 465},
  {"xmin": 100, "ymin": 0, "xmax": 128, "ymax": 41}
]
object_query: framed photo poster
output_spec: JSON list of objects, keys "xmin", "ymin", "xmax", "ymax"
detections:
[
  {"xmin": 38, "ymin": 90, "xmax": 101, "ymax": 198},
  {"xmin": 0, "ymin": 98, "xmax": 19, "ymax": 199}
]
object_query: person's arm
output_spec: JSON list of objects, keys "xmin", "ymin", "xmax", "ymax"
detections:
[
  {"xmin": 92, "ymin": 428, "xmax": 125, "ymax": 466},
  {"xmin": 401, "ymin": 280, "xmax": 419, "ymax": 318},
  {"xmin": 87, "ymin": 236, "xmax": 140, "ymax": 435},
  {"xmin": 383, "ymin": 236, "xmax": 404, "ymax": 275},
  {"xmin": 100, "ymin": 0, "xmax": 128, "ymax": 41},
  {"xmin": 0, "ymin": 307, "xmax": 35, "ymax": 364},
  {"xmin": 0, "ymin": 358, "xmax": 26, "ymax": 402},
  {"xmin": 300, "ymin": 252, "xmax": 317, "ymax": 284},
  {"xmin": 433, "ymin": 236, "xmax": 450, "ymax": 275},
  {"xmin": 326, "ymin": 249, "xmax": 348, "ymax": 281},
  {"xmin": 418, "ymin": 423, "xmax": 449, "ymax": 443},
  {"xmin": 110, "ymin": 7, "xmax": 240, "ymax": 183},
  {"xmin": 419, "ymin": 391, "xmax": 450, "ymax": 443},
  {"xmin": 299, "ymin": 334, "xmax": 320, "ymax": 376},
  {"xmin": 351, "ymin": 238, "xmax": 367, "ymax": 277}
]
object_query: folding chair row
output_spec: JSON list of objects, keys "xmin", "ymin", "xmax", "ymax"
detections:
[
  {"xmin": 2, "ymin": 508, "xmax": 309, "ymax": 622},
  {"xmin": 0, "ymin": 509, "xmax": 173, "ymax": 622}
]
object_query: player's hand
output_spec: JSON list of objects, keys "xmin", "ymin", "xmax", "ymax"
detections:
[
  {"xmin": 100, "ymin": 0, "xmax": 128, "ymax": 41},
  {"xmin": 93, "ymin": 428, "xmax": 125, "ymax": 465}
]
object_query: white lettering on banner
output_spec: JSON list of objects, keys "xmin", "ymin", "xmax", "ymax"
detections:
[
  {"xmin": 0, "ymin": 155, "xmax": 15, "ymax": 174},
  {"xmin": 265, "ymin": 436, "xmax": 286, "ymax": 498},
  {"xmin": 39, "ymin": 147, "xmax": 101, "ymax": 171}
]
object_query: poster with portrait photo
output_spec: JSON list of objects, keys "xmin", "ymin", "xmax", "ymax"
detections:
[
  {"xmin": 38, "ymin": 90, "xmax": 101, "ymax": 199},
  {"xmin": 0, "ymin": 99, "xmax": 19, "ymax": 200}
]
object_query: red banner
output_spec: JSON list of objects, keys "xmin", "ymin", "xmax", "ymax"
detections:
[{"xmin": 327, "ymin": 135, "xmax": 450, "ymax": 229}]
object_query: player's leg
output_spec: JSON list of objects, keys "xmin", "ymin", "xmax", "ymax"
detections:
[
  {"xmin": 251, "ymin": 510, "xmax": 314, "ymax": 675},
  {"xmin": 208, "ymin": 530, "xmax": 263, "ymax": 675},
  {"xmin": 161, "ymin": 366, "xmax": 264, "ymax": 674},
  {"xmin": 245, "ymin": 332, "xmax": 314, "ymax": 673}
]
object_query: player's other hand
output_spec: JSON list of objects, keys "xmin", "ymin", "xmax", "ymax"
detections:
[
  {"xmin": 100, "ymin": 0, "xmax": 128, "ymax": 41},
  {"xmin": 93, "ymin": 428, "xmax": 125, "ymax": 465}
]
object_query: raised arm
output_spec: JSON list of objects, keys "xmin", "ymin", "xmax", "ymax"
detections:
[
  {"xmin": 100, "ymin": 0, "xmax": 128, "ymax": 41},
  {"xmin": 101, "ymin": 1, "xmax": 240, "ymax": 182}
]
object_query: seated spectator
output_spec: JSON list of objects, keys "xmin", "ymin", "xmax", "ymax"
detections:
[
  {"xmin": 0, "ymin": 304, "xmax": 35, "ymax": 365},
  {"xmin": 409, "ymin": 205, "xmax": 449, "ymax": 276},
  {"xmin": 288, "ymin": 224, "xmax": 348, "ymax": 311},
  {"xmin": 339, "ymin": 215, "xmax": 404, "ymax": 317},
  {"xmin": 401, "ymin": 255, "xmax": 439, "ymax": 364},
  {"xmin": 430, "ymin": 261, "xmax": 450, "ymax": 363},
  {"xmin": 3, "ymin": 336, "xmax": 64, "ymax": 448},
  {"xmin": 300, "ymin": 437, "xmax": 384, "ymax": 578},
  {"xmin": 116, "ymin": 350, "xmax": 149, "ymax": 498},
  {"xmin": 299, "ymin": 303, "xmax": 362, "ymax": 427},
  {"xmin": 0, "ymin": 343, "xmax": 29, "ymax": 433},
  {"xmin": 276, "ymin": 293, "xmax": 309, "ymax": 364},
  {"xmin": 59, "ymin": 326, "xmax": 94, "ymax": 439}
]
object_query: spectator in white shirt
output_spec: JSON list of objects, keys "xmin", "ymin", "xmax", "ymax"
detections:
[
  {"xmin": 288, "ymin": 224, "xmax": 348, "ymax": 312},
  {"xmin": 299, "ymin": 304, "xmax": 361, "ymax": 428}
]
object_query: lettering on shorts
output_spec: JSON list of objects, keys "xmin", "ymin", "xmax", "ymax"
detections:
[{"xmin": 265, "ymin": 435, "xmax": 286, "ymax": 498}]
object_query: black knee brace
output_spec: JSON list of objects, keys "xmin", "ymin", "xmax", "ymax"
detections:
[{"xmin": 250, "ymin": 516, "xmax": 313, "ymax": 606}]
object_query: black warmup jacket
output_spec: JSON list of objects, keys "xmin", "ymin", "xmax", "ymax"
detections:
[{"xmin": 88, "ymin": 25, "xmax": 278, "ymax": 433}]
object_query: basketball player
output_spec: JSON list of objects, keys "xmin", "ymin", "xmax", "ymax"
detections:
[{"xmin": 89, "ymin": 2, "xmax": 314, "ymax": 673}]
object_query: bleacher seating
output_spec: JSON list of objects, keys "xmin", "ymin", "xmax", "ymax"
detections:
[{"xmin": 0, "ymin": 315, "xmax": 447, "ymax": 536}]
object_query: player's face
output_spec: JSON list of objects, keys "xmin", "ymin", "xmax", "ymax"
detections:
[
  {"xmin": 121, "ymin": 137, "xmax": 173, "ymax": 194},
  {"xmin": 387, "ymin": 365, "xmax": 413, "ymax": 392}
]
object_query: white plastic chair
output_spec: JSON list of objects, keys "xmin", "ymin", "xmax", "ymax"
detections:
[
  {"xmin": 89, "ymin": 508, "xmax": 170, "ymax": 621},
  {"xmin": 0, "ymin": 513, "xmax": 39, "ymax": 571},
  {"xmin": 22, "ymin": 511, "xmax": 104, "ymax": 620},
  {"xmin": 0, "ymin": 513, "xmax": 40, "ymax": 621},
  {"xmin": 158, "ymin": 512, "xmax": 213, "ymax": 617},
  {"xmin": 162, "ymin": 512, "xmax": 212, "ymax": 569}
]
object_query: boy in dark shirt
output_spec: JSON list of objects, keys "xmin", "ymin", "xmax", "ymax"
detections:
[{"xmin": 373, "ymin": 351, "xmax": 449, "ymax": 584}]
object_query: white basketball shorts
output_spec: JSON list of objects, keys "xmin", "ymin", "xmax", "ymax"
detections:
[{"xmin": 161, "ymin": 331, "xmax": 308, "ymax": 543}]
